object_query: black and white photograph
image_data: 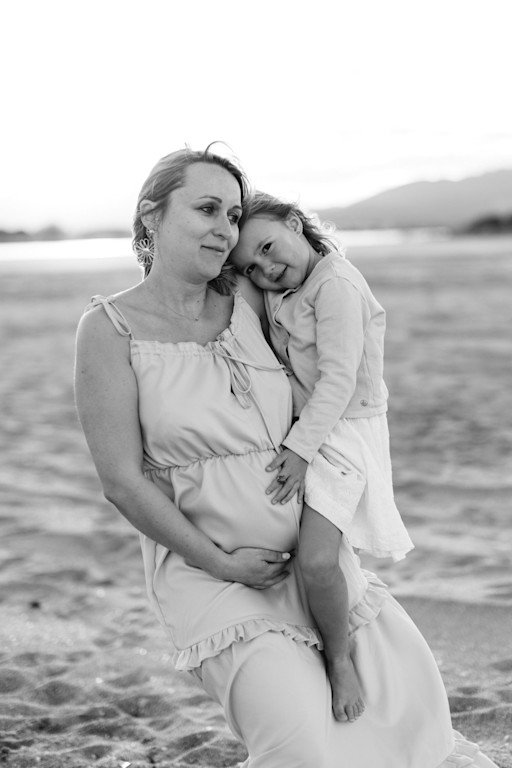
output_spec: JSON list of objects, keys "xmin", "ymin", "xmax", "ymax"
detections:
[{"xmin": 1, "ymin": 1, "xmax": 511, "ymax": 766}]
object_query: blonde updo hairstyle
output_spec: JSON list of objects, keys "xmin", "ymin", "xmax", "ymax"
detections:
[{"xmin": 133, "ymin": 144, "xmax": 250, "ymax": 295}]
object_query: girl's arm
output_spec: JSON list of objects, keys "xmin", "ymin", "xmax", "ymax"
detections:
[
  {"xmin": 74, "ymin": 308, "xmax": 290, "ymax": 589},
  {"xmin": 266, "ymin": 277, "xmax": 369, "ymax": 503},
  {"xmin": 282, "ymin": 276, "xmax": 369, "ymax": 463}
]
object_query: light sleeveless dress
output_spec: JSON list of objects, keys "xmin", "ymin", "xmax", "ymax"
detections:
[{"xmin": 87, "ymin": 292, "xmax": 497, "ymax": 768}]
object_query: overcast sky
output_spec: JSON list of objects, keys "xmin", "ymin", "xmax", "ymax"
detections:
[{"xmin": 1, "ymin": 0, "xmax": 511, "ymax": 232}]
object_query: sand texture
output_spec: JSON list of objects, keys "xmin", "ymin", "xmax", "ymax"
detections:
[{"xmin": 0, "ymin": 237, "xmax": 511, "ymax": 767}]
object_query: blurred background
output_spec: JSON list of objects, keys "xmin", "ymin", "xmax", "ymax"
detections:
[
  {"xmin": 1, "ymin": 0, "xmax": 511, "ymax": 244},
  {"xmin": 1, "ymin": 1, "xmax": 511, "ymax": 766}
]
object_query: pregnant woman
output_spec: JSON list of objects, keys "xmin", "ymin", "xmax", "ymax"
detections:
[{"xmin": 75, "ymin": 145, "xmax": 497, "ymax": 767}]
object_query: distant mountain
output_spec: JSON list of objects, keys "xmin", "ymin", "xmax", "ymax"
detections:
[{"xmin": 317, "ymin": 169, "xmax": 512, "ymax": 230}]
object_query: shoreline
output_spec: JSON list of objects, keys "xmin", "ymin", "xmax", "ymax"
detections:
[{"xmin": 0, "ymin": 232, "xmax": 511, "ymax": 275}]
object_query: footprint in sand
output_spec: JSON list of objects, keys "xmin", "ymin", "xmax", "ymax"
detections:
[
  {"xmin": 32, "ymin": 679, "xmax": 82, "ymax": 706},
  {"xmin": 448, "ymin": 695, "xmax": 495, "ymax": 713},
  {"xmin": 30, "ymin": 715, "xmax": 69, "ymax": 735},
  {"xmin": 65, "ymin": 649, "xmax": 94, "ymax": 663},
  {"xmin": 116, "ymin": 691, "xmax": 176, "ymax": 718},
  {"xmin": 77, "ymin": 716, "xmax": 151, "ymax": 742},
  {"xmin": 491, "ymin": 658, "xmax": 512, "ymax": 672},
  {"xmin": 497, "ymin": 688, "xmax": 512, "ymax": 703},
  {"xmin": 487, "ymin": 587, "xmax": 512, "ymax": 601},
  {"xmin": 457, "ymin": 686, "xmax": 481, "ymax": 696},
  {"xmin": 0, "ymin": 668, "xmax": 30, "ymax": 694},
  {"xmin": 69, "ymin": 743, "xmax": 113, "ymax": 761},
  {"xmin": 181, "ymin": 692, "xmax": 213, "ymax": 707},
  {"xmin": 75, "ymin": 704, "xmax": 120, "ymax": 722},
  {"xmin": 107, "ymin": 667, "xmax": 151, "ymax": 688},
  {"xmin": 0, "ymin": 700, "xmax": 46, "ymax": 717},
  {"xmin": 46, "ymin": 665, "xmax": 70, "ymax": 678},
  {"xmin": 12, "ymin": 651, "xmax": 58, "ymax": 667},
  {"xmin": 163, "ymin": 730, "xmax": 217, "ymax": 759},
  {"xmin": 32, "ymin": 567, "xmax": 92, "ymax": 583},
  {"xmin": 165, "ymin": 735, "xmax": 247, "ymax": 767}
]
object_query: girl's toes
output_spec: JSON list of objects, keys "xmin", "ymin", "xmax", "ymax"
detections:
[
  {"xmin": 333, "ymin": 702, "xmax": 348, "ymax": 721},
  {"xmin": 346, "ymin": 704, "xmax": 357, "ymax": 722}
]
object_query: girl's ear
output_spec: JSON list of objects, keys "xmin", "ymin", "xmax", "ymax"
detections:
[
  {"xmin": 140, "ymin": 199, "xmax": 159, "ymax": 231},
  {"xmin": 286, "ymin": 212, "xmax": 303, "ymax": 235}
]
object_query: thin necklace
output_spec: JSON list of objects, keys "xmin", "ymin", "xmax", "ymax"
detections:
[
  {"xmin": 143, "ymin": 282, "xmax": 207, "ymax": 322},
  {"xmin": 162, "ymin": 290, "xmax": 208, "ymax": 322},
  {"xmin": 165, "ymin": 301, "xmax": 204, "ymax": 322}
]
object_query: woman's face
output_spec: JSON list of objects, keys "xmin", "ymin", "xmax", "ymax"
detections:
[
  {"xmin": 230, "ymin": 215, "xmax": 317, "ymax": 292},
  {"xmin": 155, "ymin": 162, "xmax": 242, "ymax": 283}
]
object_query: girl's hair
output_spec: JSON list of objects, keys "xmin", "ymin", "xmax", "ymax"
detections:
[
  {"xmin": 239, "ymin": 191, "xmax": 339, "ymax": 256},
  {"xmin": 133, "ymin": 143, "xmax": 250, "ymax": 294}
]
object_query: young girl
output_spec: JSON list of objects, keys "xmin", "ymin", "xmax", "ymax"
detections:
[{"xmin": 230, "ymin": 192, "xmax": 414, "ymax": 725}]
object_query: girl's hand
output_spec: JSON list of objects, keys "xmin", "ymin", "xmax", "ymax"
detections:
[
  {"xmin": 266, "ymin": 448, "xmax": 307, "ymax": 505},
  {"xmin": 224, "ymin": 547, "xmax": 292, "ymax": 589}
]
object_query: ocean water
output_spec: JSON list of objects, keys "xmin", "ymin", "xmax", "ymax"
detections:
[
  {"xmin": 0, "ymin": 238, "xmax": 136, "ymax": 273},
  {"xmin": 0, "ymin": 229, "xmax": 445, "ymax": 273}
]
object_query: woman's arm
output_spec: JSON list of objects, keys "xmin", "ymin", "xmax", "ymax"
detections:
[{"xmin": 74, "ymin": 307, "xmax": 289, "ymax": 588}]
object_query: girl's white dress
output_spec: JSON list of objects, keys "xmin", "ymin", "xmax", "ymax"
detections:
[{"xmin": 306, "ymin": 414, "xmax": 413, "ymax": 560}]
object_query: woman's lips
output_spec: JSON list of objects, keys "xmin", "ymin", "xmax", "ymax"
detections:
[{"xmin": 203, "ymin": 245, "xmax": 227, "ymax": 255}]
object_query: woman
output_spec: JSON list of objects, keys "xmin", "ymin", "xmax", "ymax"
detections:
[{"xmin": 75, "ymin": 146, "xmax": 497, "ymax": 767}]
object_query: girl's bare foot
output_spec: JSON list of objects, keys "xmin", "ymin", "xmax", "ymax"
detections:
[{"xmin": 328, "ymin": 654, "xmax": 365, "ymax": 723}]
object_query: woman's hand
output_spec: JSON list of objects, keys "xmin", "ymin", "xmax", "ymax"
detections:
[
  {"xmin": 224, "ymin": 547, "xmax": 292, "ymax": 589},
  {"xmin": 266, "ymin": 448, "xmax": 307, "ymax": 505}
]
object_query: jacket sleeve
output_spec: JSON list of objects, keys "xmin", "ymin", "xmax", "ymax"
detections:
[{"xmin": 282, "ymin": 276, "xmax": 370, "ymax": 462}]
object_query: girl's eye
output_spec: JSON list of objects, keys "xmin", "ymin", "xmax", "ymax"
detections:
[
  {"xmin": 200, "ymin": 205, "xmax": 214, "ymax": 214},
  {"xmin": 245, "ymin": 265, "xmax": 255, "ymax": 276},
  {"xmin": 261, "ymin": 242, "xmax": 271, "ymax": 255}
]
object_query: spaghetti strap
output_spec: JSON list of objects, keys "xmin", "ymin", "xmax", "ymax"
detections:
[{"xmin": 86, "ymin": 295, "xmax": 133, "ymax": 338}]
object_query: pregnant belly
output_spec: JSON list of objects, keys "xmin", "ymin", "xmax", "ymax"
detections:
[{"xmin": 169, "ymin": 449, "xmax": 301, "ymax": 553}]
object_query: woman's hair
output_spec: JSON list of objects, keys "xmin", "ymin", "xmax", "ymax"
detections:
[
  {"xmin": 238, "ymin": 191, "xmax": 339, "ymax": 256},
  {"xmin": 133, "ymin": 144, "xmax": 250, "ymax": 293}
]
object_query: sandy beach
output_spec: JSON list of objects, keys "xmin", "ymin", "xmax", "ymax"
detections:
[{"xmin": 1, "ymin": 237, "xmax": 511, "ymax": 767}]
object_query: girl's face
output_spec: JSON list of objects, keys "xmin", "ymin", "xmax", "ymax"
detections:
[{"xmin": 230, "ymin": 215, "xmax": 320, "ymax": 292}]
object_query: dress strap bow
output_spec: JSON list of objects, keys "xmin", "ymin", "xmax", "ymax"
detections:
[{"xmin": 213, "ymin": 340, "xmax": 284, "ymax": 409}]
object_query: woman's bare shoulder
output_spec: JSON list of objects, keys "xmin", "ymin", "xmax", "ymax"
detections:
[
  {"xmin": 77, "ymin": 281, "xmax": 142, "ymax": 337},
  {"xmin": 76, "ymin": 299, "xmax": 130, "ymax": 355}
]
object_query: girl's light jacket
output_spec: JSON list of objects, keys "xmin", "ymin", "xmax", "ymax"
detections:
[{"xmin": 264, "ymin": 251, "xmax": 388, "ymax": 464}]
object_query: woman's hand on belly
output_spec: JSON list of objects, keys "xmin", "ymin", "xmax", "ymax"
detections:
[{"xmin": 222, "ymin": 547, "xmax": 293, "ymax": 589}]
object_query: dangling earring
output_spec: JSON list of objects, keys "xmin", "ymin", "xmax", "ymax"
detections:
[{"xmin": 134, "ymin": 228, "xmax": 155, "ymax": 269}]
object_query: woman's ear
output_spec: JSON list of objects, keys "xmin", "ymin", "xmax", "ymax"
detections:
[
  {"xmin": 140, "ymin": 199, "xmax": 158, "ymax": 231},
  {"xmin": 286, "ymin": 212, "xmax": 303, "ymax": 235}
]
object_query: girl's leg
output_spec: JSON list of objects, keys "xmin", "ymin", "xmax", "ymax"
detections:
[
  {"xmin": 198, "ymin": 633, "xmax": 331, "ymax": 768},
  {"xmin": 298, "ymin": 503, "xmax": 364, "ymax": 723}
]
